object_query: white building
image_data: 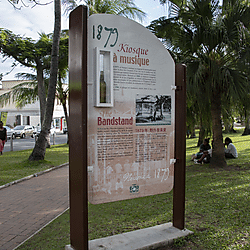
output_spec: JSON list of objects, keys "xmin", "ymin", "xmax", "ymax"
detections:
[{"xmin": 0, "ymin": 80, "xmax": 67, "ymax": 132}]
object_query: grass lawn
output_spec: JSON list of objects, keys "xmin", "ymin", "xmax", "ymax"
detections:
[
  {"xmin": 0, "ymin": 144, "xmax": 69, "ymax": 186},
  {"xmin": 14, "ymin": 129, "xmax": 250, "ymax": 249}
]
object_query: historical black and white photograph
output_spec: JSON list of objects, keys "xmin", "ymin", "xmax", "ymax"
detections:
[{"xmin": 136, "ymin": 94, "xmax": 171, "ymax": 125}]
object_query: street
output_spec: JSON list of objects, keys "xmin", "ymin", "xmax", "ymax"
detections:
[{"xmin": 3, "ymin": 133, "xmax": 68, "ymax": 152}]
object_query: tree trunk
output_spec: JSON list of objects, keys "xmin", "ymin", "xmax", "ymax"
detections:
[
  {"xmin": 29, "ymin": 0, "xmax": 61, "ymax": 161},
  {"xmin": 62, "ymin": 98, "xmax": 68, "ymax": 127},
  {"xmin": 58, "ymin": 76, "xmax": 68, "ymax": 128},
  {"xmin": 210, "ymin": 91, "xmax": 227, "ymax": 167},
  {"xmin": 242, "ymin": 115, "xmax": 250, "ymax": 135},
  {"xmin": 36, "ymin": 64, "xmax": 46, "ymax": 127},
  {"xmin": 224, "ymin": 117, "xmax": 236, "ymax": 133},
  {"xmin": 197, "ymin": 126, "xmax": 205, "ymax": 147},
  {"xmin": 62, "ymin": 99, "xmax": 69, "ymax": 144},
  {"xmin": 229, "ymin": 117, "xmax": 236, "ymax": 133},
  {"xmin": 36, "ymin": 64, "xmax": 51, "ymax": 148},
  {"xmin": 224, "ymin": 121, "xmax": 230, "ymax": 133},
  {"xmin": 190, "ymin": 124, "xmax": 196, "ymax": 138}
]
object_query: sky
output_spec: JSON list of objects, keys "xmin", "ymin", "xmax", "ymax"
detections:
[{"xmin": 0, "ymin": 0, "xmax": 168, "ymax": 80}]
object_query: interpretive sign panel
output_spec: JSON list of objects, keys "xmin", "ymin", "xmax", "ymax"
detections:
[{"xmin": 87, "ymin": 14, "xmax": 175, "ymax": 204}]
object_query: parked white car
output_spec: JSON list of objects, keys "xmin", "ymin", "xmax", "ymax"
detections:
[
  {"xmin": 13, "ymin": 125, "xmax": 34, "ymax": 138},
  {"xmin": 3, "ymin": 126, "xmax": 15, "ymax": 139}
]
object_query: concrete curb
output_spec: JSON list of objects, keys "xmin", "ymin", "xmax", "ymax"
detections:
[
  {"xmin": 0, "ymin": 162, "xmax": 69, "ymax": 191},
  {"xmin": 66, "ymin": 223, "xmax": 193, "ymax": 250}
]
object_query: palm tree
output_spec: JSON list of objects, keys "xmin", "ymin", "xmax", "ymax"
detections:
[
  {"xmin": 183, "ymin": 0, "xmax": 249, "ymax": 167},
  {"xmin": 149, "ymin": 0, "xmax": 250, "ymax": 167},
  {"xmin": 0, "ymin": 74, "xmax": 38, "ymax": 108},
  {"xmin": 63, "ymin": 0, "xmax": 146, "ymax": 20}
]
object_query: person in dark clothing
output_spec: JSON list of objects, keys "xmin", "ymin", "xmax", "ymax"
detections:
[
  {"xmin": 191, "ymin": 138, "xmax": 211, "ymax": 161},
  {"xmin": 0, "ymin": 121, "xmax": 7, "ymax": 155}
]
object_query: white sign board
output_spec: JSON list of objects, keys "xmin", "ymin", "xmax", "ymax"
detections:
[{"xmin": 87, "ymin": 14, "xmax": 175, "ymax": 204}]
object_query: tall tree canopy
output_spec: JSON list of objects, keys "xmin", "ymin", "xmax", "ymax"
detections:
[
  {"xmin": 148, "ymin": 0, "xmax": 250, "ymax": 167},
  {"xmin": 64, "ymin": 0, "xmax": 146, "ymax": 20}
]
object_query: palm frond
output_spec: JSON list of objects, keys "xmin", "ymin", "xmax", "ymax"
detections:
[
  {"xmin": 11, "ymin": 86, "xmax": 39, "ymax": 108},
  {"xmin": 0, "ymin": 91, "xmax": 12, "ymax": 107},
  {"xmin": 15, "ymin": 72, "xmax": 37, "ymax": 81}
]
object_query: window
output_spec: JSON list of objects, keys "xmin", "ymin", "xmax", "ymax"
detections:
[{"xmin": 95, "ymin": 48, "xmax": 113, "ymax": 107}]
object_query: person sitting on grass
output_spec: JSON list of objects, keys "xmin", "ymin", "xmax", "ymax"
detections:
[
  {"xmin": 192, "ymin": 138, "xmax": 211, "ymax": 161},
  {"xmin": 224, "ymin": 137, "xmax": 238, "ymax": 158},
  {"xmin": 194, "ymin": 148, "xmax": 212, "ymax": 164}
]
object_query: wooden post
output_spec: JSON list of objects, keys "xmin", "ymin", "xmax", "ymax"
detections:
[
  {"xmin": 10, "ymin": 136, "xmax": 13, "ymax": 151},
  {"xmin": 52, "ymin": 133, "xmax": 55, "ymax": 145},
  {"xmin": 173, "ymin": 64, "xmax": 186, "ymax": 230},
  {"xmin": 69, "ymin": 5, "xmax": 88, "ymax": 250}
]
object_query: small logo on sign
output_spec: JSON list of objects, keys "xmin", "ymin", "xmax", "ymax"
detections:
[{"xmin": 130, "ymin": 184, "xmax": 139, "ymax": 193}]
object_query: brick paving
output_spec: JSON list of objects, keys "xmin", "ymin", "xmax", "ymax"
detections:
[{"xmin": 0, "ymin": 165, "xmax": 69, "ymax": 250}]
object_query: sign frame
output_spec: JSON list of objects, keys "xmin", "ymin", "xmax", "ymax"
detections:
[{"xmin": 68, "ymin": 5, "xmax": 186, "ymax": 249}]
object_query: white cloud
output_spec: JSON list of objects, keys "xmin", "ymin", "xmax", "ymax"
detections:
[
  {"xmin": 0, "ymin": 1, "xmax": 55, "ymax": 39},
  {"xmin": 0, "ymin": 0, "xmax": 69, "ymax": 80}
]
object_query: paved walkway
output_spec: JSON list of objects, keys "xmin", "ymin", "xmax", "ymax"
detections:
[{"xmin": 0, "ymin": 165, "xmax": 69, "ymax": 250}]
